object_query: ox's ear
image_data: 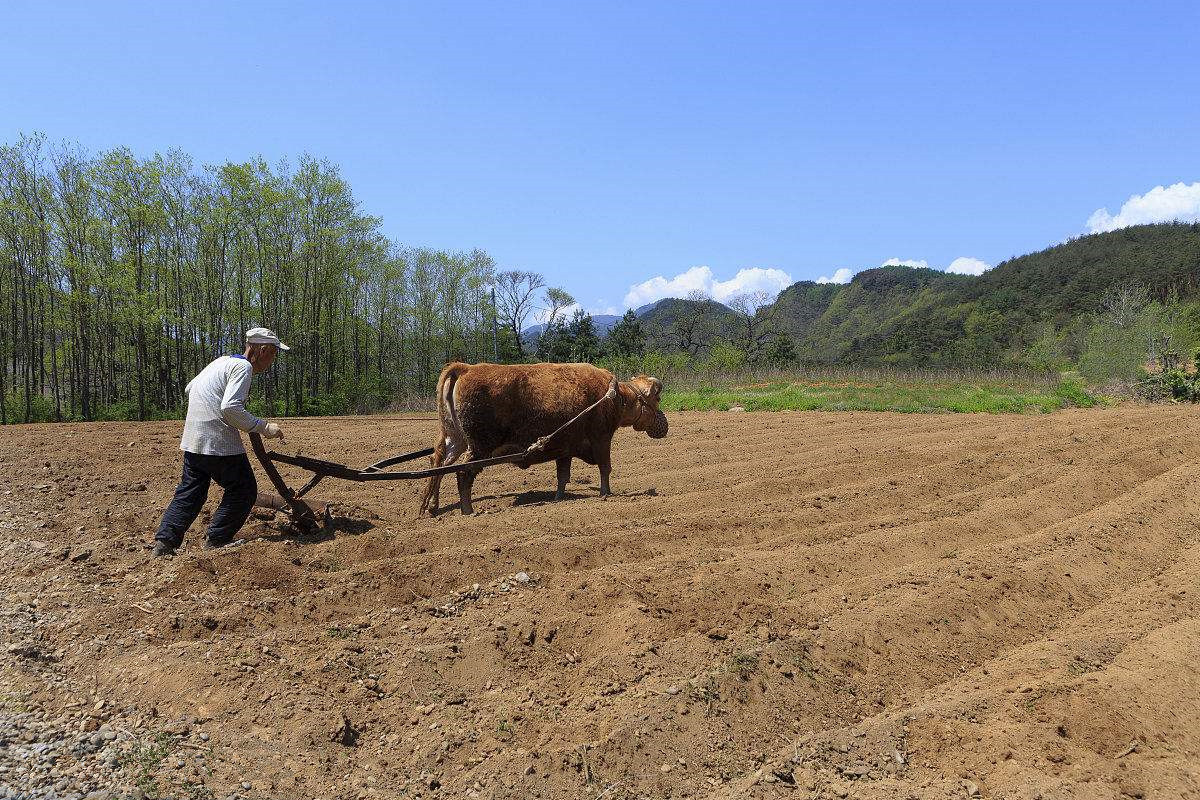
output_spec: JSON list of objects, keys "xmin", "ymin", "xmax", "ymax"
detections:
[{"xmin": 648, "ymin": 376, "xmax": 663, "ymax": 397}]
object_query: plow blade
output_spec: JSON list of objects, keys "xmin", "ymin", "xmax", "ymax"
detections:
[{"xmin": 254, "ymin": 492, "xmax": 333, "ymax": 520}]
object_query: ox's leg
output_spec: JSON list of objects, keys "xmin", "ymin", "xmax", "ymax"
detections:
[
  {"xmin": 420, "ymin": 434, "xmax": 466, "ymax": 517},
  {"xmin": 418, "ymin": 438, "xmax": 446, "ymax": 517},
  {"xmin": 597, "ymin": 438, "xmax": 612, "ymax": 496},
  {"xmin": 555, "ymin": 457, "xmax": 572, "ymax": 501},
  {"xmin": 457, "ymin": 465, "xmax": 479, "ymax": 515}
]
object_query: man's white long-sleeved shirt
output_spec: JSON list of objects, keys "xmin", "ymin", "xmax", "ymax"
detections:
[{"xmin": 179, "ymin": 355, "xmax": 267, "ymax": 455}]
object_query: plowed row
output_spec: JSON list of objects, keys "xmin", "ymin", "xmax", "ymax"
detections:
[{"xmin": 3, "ymin": 408, "xmax": 1199, "ymax": 799}]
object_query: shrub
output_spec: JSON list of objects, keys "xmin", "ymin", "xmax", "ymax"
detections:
[
  {"xmin": 2, "ymin": 392, "xmax": 57, "ymax": 423},
  {"xmin": 1137, "ymin": 354, "xmax": 1200, "ymax": 402}
]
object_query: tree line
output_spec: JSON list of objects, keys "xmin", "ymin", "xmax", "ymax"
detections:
[
  {"xmin": 0, "ymin": 131, "xmax": 796, "ymax": 424},
  {"xmin": 0, "ymin": 134, "xmax": 568, "ymax": 423}
]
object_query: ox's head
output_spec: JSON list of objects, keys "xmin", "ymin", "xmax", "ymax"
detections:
[{"xmin": 621, "ymin": 375, "xmax": 669, "ymax": 439}]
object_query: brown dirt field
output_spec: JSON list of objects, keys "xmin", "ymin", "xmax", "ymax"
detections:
[{"xmin": 3, "ymin": 408, "xmax": 1200, "ymax": 800}]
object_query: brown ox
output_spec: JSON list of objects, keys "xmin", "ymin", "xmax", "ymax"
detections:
[{"xmin": 418, "ymin": 362, "xmax": 668, "ymax": 516}]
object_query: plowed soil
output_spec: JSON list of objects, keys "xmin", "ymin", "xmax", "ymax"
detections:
[{"xmin": 3, "ymin": 409, "xmax": 1200, "ymax": 799}]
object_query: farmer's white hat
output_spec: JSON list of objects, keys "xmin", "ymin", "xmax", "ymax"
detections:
[{"xmin": 245, "ymin": 327, "xmax": 291, "ymax": 351}]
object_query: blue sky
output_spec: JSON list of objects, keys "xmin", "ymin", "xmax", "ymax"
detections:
[{"xmin": 5, "ymin": 1, "xmax": 1200, "ymax": 315}]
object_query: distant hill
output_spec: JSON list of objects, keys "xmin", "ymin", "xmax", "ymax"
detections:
[
  {"xmin": 633, "ymin": 299, "xmax": 673, "ymax": 316},
  {"xmin": 967, "ymin": 223, "xmax": 1200, "ymax": 318},
  {"xmin": 637, "ymin": 297, "xmax": 741, "ymax": 354},
  {"xmin": 524, "ymin": 223, "xmax": 1200, "ymax": 366},
  {"xmin": 523, "ymin": 314, "xmax": 621, "ymax": 342},
  {"xmin": 637, "ymin": 297, "xmax": 736, "ymax": 328},
  {"xmin": 769, "ymin": 222, "xmax": 1200, "ymax": 366}
]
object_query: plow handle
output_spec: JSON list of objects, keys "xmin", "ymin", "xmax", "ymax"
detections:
[{"xmin": 249, "ymin": 432, "xmax": 321, "ymax": 528}]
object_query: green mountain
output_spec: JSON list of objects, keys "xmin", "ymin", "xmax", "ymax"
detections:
[{"xmin": 759, "ymin": 222, "xmax": 1200, "ymax": 367}]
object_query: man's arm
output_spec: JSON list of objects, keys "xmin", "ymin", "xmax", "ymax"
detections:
[{"xmin": 220, "ymin": 362, "xmax": 268, "ymax": 434}]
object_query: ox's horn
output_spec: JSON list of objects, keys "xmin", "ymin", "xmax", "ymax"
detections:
[{"xmin": 636, "ymin": 376, "xmax": 663, "ymax": 398}]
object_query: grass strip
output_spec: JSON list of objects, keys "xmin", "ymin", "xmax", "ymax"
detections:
[{"xmin": 661, "ymin": 379, "xmax": 1097, "ymax": 414}]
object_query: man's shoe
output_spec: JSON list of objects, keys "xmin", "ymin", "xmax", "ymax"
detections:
[{"xmin": 151, "ymin": 541, "xmax": 177, "ymax": 558}]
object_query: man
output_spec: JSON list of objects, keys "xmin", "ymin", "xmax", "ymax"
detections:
[{"xmin": 152, "ymin": 327, "xmax": 289, "ymax": 557}]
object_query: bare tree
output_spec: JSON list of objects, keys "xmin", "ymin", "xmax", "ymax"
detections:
[
  {"xmin": 1100, "ymin": 283, "xmax": 1149, "ymax": 329},
  {"xmin": 670, "ymin": 290, "xmax": 717, "ymax": 356},
  {"xmin": 727, "ymin": 290, "xmax": 778, "ymax": 362},
  {"xmin": 494, "ymin": 270, "xmax": 546, "ymax": 358}
]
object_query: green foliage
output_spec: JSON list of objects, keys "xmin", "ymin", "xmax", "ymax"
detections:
[
  {"xmin": 120, "ymin": 732, "xmax": 173, "ymax": 797},
  {"xmin": 1075, "ymin": 294, "xmax": 1187, "ymax": 385},
  {"xmin": 765, "ymin": 333, "xmax": 797, "ymax": 366},
  {"xmin": 1138, "ymin": 353, "xmax": 1200, "ymax": 402},
  {"xmin": 1053, "ymin": 377, "xmax": 1100, "ymax": 408},
  {"xmin": 1077, "ymin": 322, "xmax": 1146, "ymax": 383},
  {"xmin": 534, "ymin": 309, "xmax": 603, "ymax": 363},
  {"xmin": 0, "ymin": 134, "xmax": 502, "ymax": 423},
  {"xmin": 606, "ymin": 309, "xmax": 645, "ymax": 357},
  {"xmin": 704, "ymin": 341, "xmax": 746, "ymax": 373},
  {"xmin": 566, "ymin": 309, "xmax": 601, "ymax": 362},
  {"xmin": 1, "ymin": 392, "xmax": 56, "ymax": 424},
  {"xmin": 535, "ymin": 318, "xmax": 573, "ymax": 362}
]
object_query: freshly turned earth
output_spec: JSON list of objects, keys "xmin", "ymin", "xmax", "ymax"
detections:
[{"xmin": 2, "ymin": 409, "xmax": 1199, "ymax": 799}]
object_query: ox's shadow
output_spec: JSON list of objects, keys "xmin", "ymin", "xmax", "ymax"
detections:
[
  {"xmin": 423, "ymin": 491, "xmax": 587, "ymax": 516},
  {"xmin": 487, "ymin": 485, "xmax": 657, "ymax": 508},
  {"xmin": 426, "ymin": 486, "xmax": 657, "ymax": 516},
  {"xmin": 512, "ymin": 489, "xmax": 591, "ymax": 507}
]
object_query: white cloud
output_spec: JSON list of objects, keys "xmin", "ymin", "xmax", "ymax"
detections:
[
  {"xmin": 945, "ymin": 256, "xmax": 991, "ymax": 276},
  {"xmin": 1086, "ymin": 181, "xmax": 1200, "ymax": 233},
  {"xmin": 623, "ymin": 266, "xmax": 715, "ymax": 308},
  {"xmin": 710, "ymin": 267, "xmax": 794, "ymax": 301},
  {"xmin": 816, "ymin": 267, "xmax": 854, "ymax": 284},
  {"xmin": 881, "ymin": 258, "xmax": 930, "ymax": 269},
  {"xmin": 623, "ymin": 265, "xmax": 793, "ymax": 307}
]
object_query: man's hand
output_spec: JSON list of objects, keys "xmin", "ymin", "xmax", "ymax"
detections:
[{"xmin": 263, "ymin": 422, "xmax": 285, "ymax": 441}]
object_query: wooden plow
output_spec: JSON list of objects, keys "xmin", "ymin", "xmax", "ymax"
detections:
[{"xmin": 249, "ymin": 379, "xmax": 618, "ymax": 528}]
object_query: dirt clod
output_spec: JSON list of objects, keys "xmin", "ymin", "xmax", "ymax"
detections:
[{"xmin": 329, "ymin": 710, "xmax": 359, "ymax": 746}]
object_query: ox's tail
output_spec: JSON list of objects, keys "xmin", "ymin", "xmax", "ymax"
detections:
[
  {"xmin": 439, "ymin": 364, "xmax": 468, "ymax": 450},
  {"xmin": 418, "ymin": 363, "xmax": 470, "ymax": 516}
]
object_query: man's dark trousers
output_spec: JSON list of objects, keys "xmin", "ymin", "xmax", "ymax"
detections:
[{"xmin": 155, "ymin": 451, "xmax": 258, "ymax": 547}]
